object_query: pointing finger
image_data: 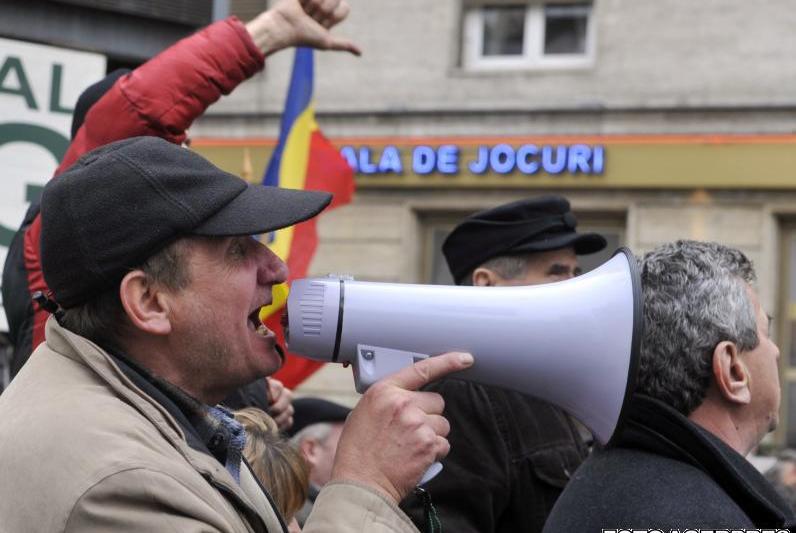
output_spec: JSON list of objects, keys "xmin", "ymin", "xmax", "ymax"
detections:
[
  {"xmin": 324, "ymin": 36, "xmax": 362, "ymax": 56},
  {"xmin": 383, "ymin": 352, "xmax": 474, "ymax": 391}
]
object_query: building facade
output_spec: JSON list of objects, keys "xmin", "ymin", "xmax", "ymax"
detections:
[
  {"xmin": 4, "ymin": 0, "xmax": 796, "ymax": 447},
  {"xmin": 190, "ymin": 0, "xmax": 796, "ymax": 448}
]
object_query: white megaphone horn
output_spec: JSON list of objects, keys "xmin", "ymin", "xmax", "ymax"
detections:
[{"xmin": 285, "ymin": 248, "xmax": 642, "ymax": 449}]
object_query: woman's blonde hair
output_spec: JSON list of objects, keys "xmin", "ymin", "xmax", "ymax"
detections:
[{"xmin": 234, "ymin": 407, "xmax": 310, "ymax": 520}]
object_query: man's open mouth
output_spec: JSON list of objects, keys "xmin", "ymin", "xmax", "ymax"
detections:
[{"xmin": 248, "ymin": 308, "xmax": 272, "ymax": 337}]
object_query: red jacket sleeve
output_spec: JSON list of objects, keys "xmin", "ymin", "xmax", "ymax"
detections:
[
  {"xmin": 25, "ymin": 17, "xmax": 265, "ymax": 349},
  {"xmin": 58, "ymin": 17, "xmax": 264, "ymax": 172}
]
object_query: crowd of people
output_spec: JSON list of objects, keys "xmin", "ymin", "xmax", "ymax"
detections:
[{"xmin": 0, "ymin": 0, "xmax": 794, "ymax": 531}]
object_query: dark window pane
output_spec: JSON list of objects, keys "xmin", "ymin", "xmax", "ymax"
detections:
[
  {"xmin": 431, "ymin": 228, "xmax": 455, "ymax": 285},
  {"xmin": 544, "ymin": 3, "xmax": 590, "ymax": 55},
  {"xmin": 482, "ymin": 6, "xmax": 526, "ymax": 56},
  {"xmin": 789, "ymin": 233, "xmax": 796, "ymax": 301},
  {"xmin": 787, "ymin": 381, "xmax": 796, "ymax": 446},
  {"xmin": 789, "ymin": 321, "xmax": 796, "ymax": 368}
]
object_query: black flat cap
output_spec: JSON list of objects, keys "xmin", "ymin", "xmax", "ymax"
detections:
[
  {"xmin": 71, "ymin": 69, "xmax": 130, "ymax": 139},
  {"xmin": 287, "ymin": 397, "xmax": 351, "ymax": 437},
  {"xmin": 442, "ymin": 195, "xmax": 607, "ymax": 284},
  {"xmin": 41, "ymin": 136, "xmax": 332, "ymax": 308}
]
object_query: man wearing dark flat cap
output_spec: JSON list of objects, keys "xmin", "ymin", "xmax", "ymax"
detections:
[
  {"xmin": 0, "ymin": 137, "xmax": 473, "ymax": 532},
  {"xmin": 401, "ymin": 195, "xmax": 606, "ymax": 533}
]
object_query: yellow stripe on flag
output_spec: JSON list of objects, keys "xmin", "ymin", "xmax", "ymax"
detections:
[
  {"xmin": 263, "ymin": 104, "xmax": 319, "ymax": 261},
  {"xmin": 257, "ymin": 105, "xmax": 318, "ymax": 323}
]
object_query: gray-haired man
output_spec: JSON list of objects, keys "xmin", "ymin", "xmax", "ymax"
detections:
[
  {"xmin": 288, "ymin": 397, "xmax": 351, "ymax": 526},
  {"xmin": 544, "ymin": 240, "xmax": 794, "ymax": 531}
]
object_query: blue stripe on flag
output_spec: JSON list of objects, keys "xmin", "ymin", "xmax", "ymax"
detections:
[{"xmin": 262, "ymin": 47, "xmax": 315, "ymax": 188}]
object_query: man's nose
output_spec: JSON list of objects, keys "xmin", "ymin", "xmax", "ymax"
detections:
[{"xmin": 257, "ymin": 245, "xmax": 288, "ymax": 285}]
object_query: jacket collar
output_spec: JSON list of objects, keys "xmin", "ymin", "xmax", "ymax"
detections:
[
  {"xmin": 43, "ymin": 318, "xmax": 284, "ymax": 533},
  {"xmin": 617, "ymin": 394, "xmax": 794, "ymax": 529},
  {"xmin": 107, "ymin": 349, "xmax": 246, "ymax": 479}
]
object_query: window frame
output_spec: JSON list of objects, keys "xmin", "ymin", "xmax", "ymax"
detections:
[{"xmin": 463, "ymin": 2, "xmax": 596, "ymax": 72}]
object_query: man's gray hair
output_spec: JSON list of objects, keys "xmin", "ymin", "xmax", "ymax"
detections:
[
  {"xmin": 290, "ymin": 422, "xmax": 334, "ymax": 447},
  {"xmin": 637, "ymin": 240, "xmax": 759, "ymax": 415},
  {"xmin": 459, "ymin": 254, "xmax": 531, "ymax": 286},
  {"xmin": 59, "ymin": 239, "xmax": 191, "ymax": 350}
]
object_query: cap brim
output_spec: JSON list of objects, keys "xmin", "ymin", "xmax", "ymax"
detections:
[
  {"xmin": 193, "ymin": 185, "xmax": 332, "ymax": 236},
  {"xmin": 287, "ymin": 398, "xmax": 352, "ymax": 437},
  {"xmin": 511, "ymin": 231, "xmax": 608, "ymax": 256}
]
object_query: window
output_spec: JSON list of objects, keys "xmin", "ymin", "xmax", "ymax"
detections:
[
  {"xmin": 463, "ymin": 2, "xmax": 595, "ymax": 71},
  {"xmin": 482, "ymin": 6, "xmax": 526, "ymax": 56},
  {"xmin": 543, "ymin": 4, "xmax": 590, "ymax": 55}
]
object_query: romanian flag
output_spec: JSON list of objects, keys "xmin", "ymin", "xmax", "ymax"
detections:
[{"xmin": 259, "ymin": 47, "xmax": 355, "ymax": 388}]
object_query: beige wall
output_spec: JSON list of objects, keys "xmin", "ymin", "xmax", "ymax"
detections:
[{"xmin": 207, "ymin": 0, "xmax": 796, "ymax": 116}]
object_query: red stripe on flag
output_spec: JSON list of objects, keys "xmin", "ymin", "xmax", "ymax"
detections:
[{"xmin": 305, "ymin": 130, "xmax": 355, "ymax": 208}]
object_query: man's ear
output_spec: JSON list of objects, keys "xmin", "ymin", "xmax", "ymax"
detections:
[
  {"xmin": 299, "ymin": 438, "xmax": 318, "ymax": 466},
  {"xmin": 712, "ymin": 340, "xmax": 751, "ymax": 405},
  {"xmin": 472, "ymin": 267, "xmax": 502, "ymax": 287},
  {"xmin": 119, "ymin": 270, "xmax": 172, "ymax": 336}
]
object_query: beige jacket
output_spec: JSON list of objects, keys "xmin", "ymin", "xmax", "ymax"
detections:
[{"xmin": 0, "ymin": 319, "xmax": 419, "ymax": 533}]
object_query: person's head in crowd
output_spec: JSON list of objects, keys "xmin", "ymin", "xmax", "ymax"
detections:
[
  {"xmin": 70, "ymin": 68, "xmax": 131, "ymax": 140},
  {"xmin": 637, "ymin": 240, "xmax": 780, "ymax": 454},
  {"xmin": 765, "ymin": 449, "xmax": 796, "ymax": 511},
  {"xmin": 40, "ymin": 136, "xmax": 331, "ymax": 404},
  {"xmin": 234, "ymin": 407, "xmax": 309, "ymax": 530},
  {"xmin": 289, "ymin": 397, "xmax": 351, "ymax": 490},
  {"xmin": 442, "ymin": 195, "xmax": 607, "ymax": 288}
]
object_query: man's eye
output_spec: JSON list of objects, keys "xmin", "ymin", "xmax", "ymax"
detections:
[{"xmin": 230, "ymin": 241, "xmax": 248, "ymax": 257}]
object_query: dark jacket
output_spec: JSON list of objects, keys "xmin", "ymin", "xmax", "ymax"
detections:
[
  {"xmin": 543, "ymin": 394, "xmax": 795, "ymax": 532},
  {"xmin": 3, "ymin": 17, "xmax": 264, "ymax": 374},
  {"xmin": 400, "ymin": 379, "xmax": 587, "ymax": 533}
]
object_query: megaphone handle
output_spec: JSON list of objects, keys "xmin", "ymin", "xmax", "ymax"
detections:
[
  {"xmin": 353, "ymin": 344, "xmax": 431, "ymax": 392},
  {"xmin": 351, "ymin": 346, "xmax": 442, "ymax": 484},
  {"xmin": 419, "ymin": 461, "xmax": 443, "ymax": 485}
]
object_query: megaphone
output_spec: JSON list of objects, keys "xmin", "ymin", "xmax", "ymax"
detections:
[{"xmin": 285, "ymin": 248, "xmax": 642, "ymax": 447}]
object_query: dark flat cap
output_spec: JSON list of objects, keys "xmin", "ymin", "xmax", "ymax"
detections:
[
  {"xmin": 71, "ymin": 69, "xmax": 130, "ymax": 139},
  {"xmin": 288, "ymin": 397, "xmax": 351, "ymax": 437},
  {"xmin": 442, "ymin": 195, "xmax": 607, "ymax": 284},
  {"xmin": 41, "ymin": 136, "xmax": 332, "ymax": 308}
]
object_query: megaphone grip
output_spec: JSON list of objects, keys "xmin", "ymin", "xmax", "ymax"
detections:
[{"xmin": 419, "ymin": 462, "xmax": 443, "ymax": 485}]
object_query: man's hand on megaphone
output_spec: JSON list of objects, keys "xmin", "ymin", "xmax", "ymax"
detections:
[{"xmin": 330, "ymin": 351, "xmax": 475, "ymax": 503}]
